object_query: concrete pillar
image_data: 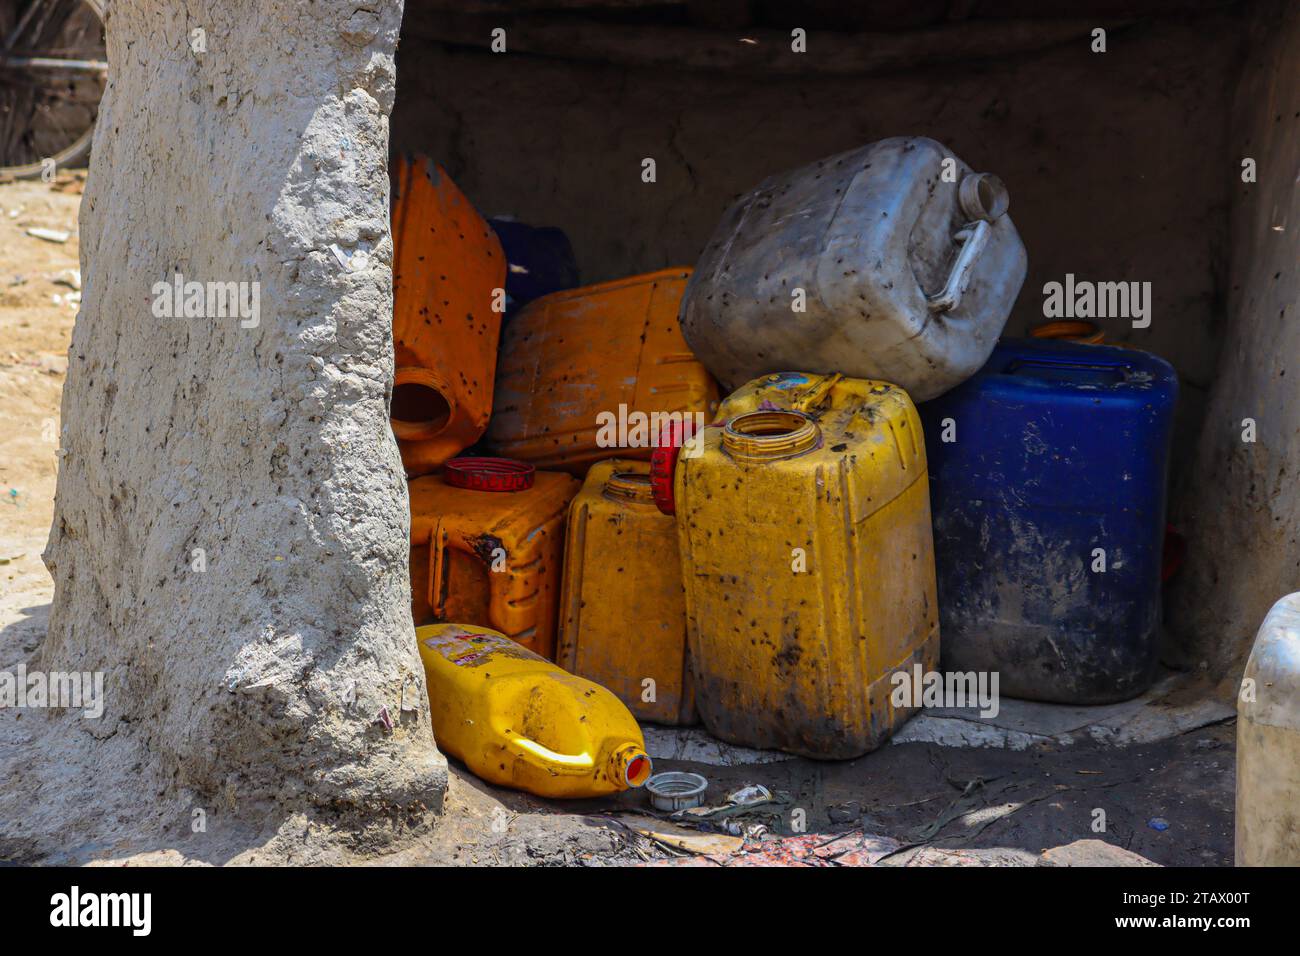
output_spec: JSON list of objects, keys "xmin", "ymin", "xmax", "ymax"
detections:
[
  {"xmin": 39, "ymin": 0, "xmax": 445, "ymax": 825},
  {"xmin": 1168, "ymin": 0, "xmax": 1300, "ymax": 679}
]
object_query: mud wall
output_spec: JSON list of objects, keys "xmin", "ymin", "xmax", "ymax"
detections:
[
  {"xmin": 391, "ymin": 10, "xmax": 1248, "ymax": 470},
  {"xmin": 1167, "ymin": 0, "xmax": 1300, "ymax": 676},
  {"xmin": 40, "ymin": 0, "xmax": 446, "ymax": 825}
]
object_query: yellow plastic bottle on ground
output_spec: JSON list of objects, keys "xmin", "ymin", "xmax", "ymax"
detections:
[
  {"xmin": 557, "ymin": 459, "xmax": 696, "ymax": 726},
  {"xmin": 417, "ymin": 623, "xmax": 653, "ymax": 798},
  {"xmin": 674, "ymin": 372, "xmax": 939, "ymax": 759}
]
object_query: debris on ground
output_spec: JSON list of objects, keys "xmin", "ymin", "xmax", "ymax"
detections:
[
  {"xmin": 643, "ymin": 830, "xmax": 904, "ymax": 867},
  {"xmin": 24, "ymin": 227, "xmax": 70, "ymax": 244}
]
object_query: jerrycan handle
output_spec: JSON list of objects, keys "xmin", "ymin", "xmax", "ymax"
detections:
[
  {"xmin": 428, "ymin": 519, "xmax": 450, "ymax": 620},
  {"xmin": 1003, "ymin": 356, "xmax": 1135, "ymax": 386},
  {"xmin": 507, "ymin": 735, "xmax": 652, "ymax": 788},
  {"xmin": 507, "ymin": 734, "xmax": 595, "ymax": 774},
  {"xmin": 1007, "ymin": 356, "xmax": 1131, "ymax": 372},
  {"xmin": 429, "ymin": 514, "xmax": 548, "ymax": 641},
  {"xmin": 926, "ymin": 173, "xmax": 1010, "ymax": 315},
  {"xmin": 926, "ymin": 220, "xmax": 990, "ymax": 314},
  {"xmin": 790, "ymin": 373, "xmax": 842, "ymax": 413}
]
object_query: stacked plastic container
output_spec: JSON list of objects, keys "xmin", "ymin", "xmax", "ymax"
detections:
[
  {"xmin": 656, "ymin": 138, "xmax": 1027, "ymax": 756},
  {"xmin": 393, "ymin": 159, "xmax": 714, "ymax": 707},
  {"xmin": 399, "ymin": 135, "xmax": 1184, "ymax": 783},
  {"xmin": 918, "ymin": 338, "xmax": 1178, "ymax": 703},
  {"xmin": 408, "ymin": 459, "xmax": 578, "ymax": 660},
  {"xmin": 390, "ymin": 155, "xmax": 506, "ymax": 477},
  {"xmin": 671, "ymin": 373, "xmax": 939, "ymax": 758},
  {"xmin": 557, "ymin": 459, "xmax": 695, "ymax": 726},
  {"xmin": 486, "ymin": 268, "xmax": 718, "ymax": 473}
]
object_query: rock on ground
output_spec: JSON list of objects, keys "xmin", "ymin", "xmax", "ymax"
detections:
[{"xmin": 1038, "ymin": 839, "xmax": 1160, "ymax": 867}]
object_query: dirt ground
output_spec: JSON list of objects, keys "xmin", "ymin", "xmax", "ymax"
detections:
[
  {"xmin": 0, "ymin": 178, "xmax": 1236, "ymax": 867},
  {"xmin": 0, "ymin": 176, "xmax": 80, "ymax": 660},
  {"xmin": 378, "ymin": 718, "xmax": 1235, "ymax": 867}
]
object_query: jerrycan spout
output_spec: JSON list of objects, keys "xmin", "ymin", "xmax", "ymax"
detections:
[
  {"xmin": 609, "ymin": 743, "xmax": 653, "ymax": 789},
  {"xmin": 392, "ymin": 366, "xmax": 455, "ymax": 442},
  {"xmin": 723, "ymin": 409, "xmax": 821, "ymax": 463}
]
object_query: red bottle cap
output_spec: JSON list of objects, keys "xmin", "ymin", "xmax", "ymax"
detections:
[
  {"xmin": 444, "ymin": 457, "xmax": 535, "ymax": 492},
  {"xmin": 650, "ymin": 422, "xmax": 689, "ymax": 515}
]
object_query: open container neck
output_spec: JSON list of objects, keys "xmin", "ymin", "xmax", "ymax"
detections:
[
  {"xmin": 723, "ymin": 409, "xmax": 821, "ymax": 463},
  {"xmin": 602, "ymin": 470, "xmax": 656, "ymax": 505},
  {"xmin": 391, "ymin": 365, "xmax": 455, "ymax": 441},
  {"xmin": 609, "ymin": 743, "xmax": 652, "ymax": 790}
]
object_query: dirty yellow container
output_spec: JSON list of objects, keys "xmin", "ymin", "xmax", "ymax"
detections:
[
  {"xmin": 409, "ymin": 468, "xmax": 580, "ymax": 660},
  {"xmin": 485, "ymin": 268, "xmax": 719, "ymax": 474},
  {"xmin": 675, "ymin": 372, "xmax": 939, "ymax": 759},
  {"xmin": 557, "ymin": 459, "xmax": 696, "ymax": 726},
  {"xmin": 418, "ymin": 623, "xmax": 653, "ymax": 799},
  {"xmin": 391, "ymin": 154, "xmax": 506, "ymax": 476}
]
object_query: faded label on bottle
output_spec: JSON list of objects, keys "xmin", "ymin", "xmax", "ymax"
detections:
[{"xmin": 422, "ymin": 629, "xmax": 540, "ymax": 667}]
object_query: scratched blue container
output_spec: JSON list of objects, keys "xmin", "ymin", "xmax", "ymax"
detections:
[
  {"xmin": 919, "ymin": 338, "xmax": 1178, "ymax": 704},
  {"xmin": 487, "ymin": 218, "xmax": 579, "ymax": 317}
]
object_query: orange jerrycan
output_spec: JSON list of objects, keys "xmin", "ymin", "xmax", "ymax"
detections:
[
  {"xmin": 418, "ymin": 623, "xmax": 652, "ymax": 799},
  {"xmin": 391, "ymin": 154, "xmax": 506, "ymax": 476},
  {"xmin": 485, "ymin": 268, "xmax": 719, "ymax": 474},
  {"xmin": 557, "ymin": 459, "xmax": 696, "ymax": 726},
  {"xmin": 674, "ymin": 372, "xmax": 939, "ymax": 759},
  {"xmin": 409, "ymin": 459, "xmax": 580, "ymax": 660}
]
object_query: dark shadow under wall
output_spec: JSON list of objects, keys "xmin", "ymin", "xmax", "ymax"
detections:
[{"xmin": 1166, "ymin": 0, "xmax": 1300, "ymax": 679}]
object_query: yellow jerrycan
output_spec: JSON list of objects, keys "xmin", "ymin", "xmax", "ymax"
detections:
[
  {"xmin": 674, "ymin": 372, "xmax": 939, "ymax": 759},
  {"xmin": 557, "ymin": 459, "xmax": 696, "ymax": 726},
  {"xmin": 417, "ymin": 623, "xmax": 653, "ymax": 798}
]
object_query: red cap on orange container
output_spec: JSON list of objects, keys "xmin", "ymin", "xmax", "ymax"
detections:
[{"xmin": 444, "ymin": 456, "xmax": 536, "ymax": 492}]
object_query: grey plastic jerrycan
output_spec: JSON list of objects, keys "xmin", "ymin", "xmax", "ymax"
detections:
[
  {"xmin": 680, "ymin": 137, "xmax": 1027, "ymax": 400},
  {"xmin": 1236, "ymin": 592, "xmax": 1300, "ymax": 866}
]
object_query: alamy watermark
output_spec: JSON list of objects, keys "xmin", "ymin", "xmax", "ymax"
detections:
[
  {"xmin": 50, "ymin": 886, "xmax": 151, "ymax": 936},
  {"xmin": 151, "ymin": 273, "xmax": 260, "ymax": 328},
  {"xmin": 0, "ymin": 663, "xmax": 104, "ymax": 718},
  {"xmin": 594, "ymin": 404, "xmax": 708, "ymax": 457},
  {"xmin": 891, "ymin": 664, "xmax": 1000, "ymax": 718},
  {"xmin": 1042, "ymin": 273, "xmax": 1151, "ymax": 329}
]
